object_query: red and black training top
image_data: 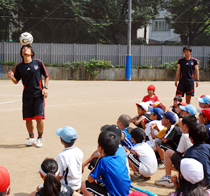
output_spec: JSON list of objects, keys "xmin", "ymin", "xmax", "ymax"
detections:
[
  {"xmin": 14, "ymin": 59, "xmax": 49, "ymax": 98},
  {"xmin": 177, "ymin": 57, "xmax": 199, "ymax": 83}
]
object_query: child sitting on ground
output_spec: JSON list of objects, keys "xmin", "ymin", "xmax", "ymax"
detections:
[
  {"xmin": 81, "ymin": 131, "xmax": 131, "ymax": 196},
  {"xmin": 169, "ymin": 158, "xmax": 210, "ymax": 196},
  {"xmin": 184, "ymin": 124, "xmax": 210, "ymax": 187},
  {"xmin": 155, "ymin": 115, "xmax": 197, "ymax": 188},
  {"xmin": 197, "ymin": 95, "xmax": 210, "ymax": 109},
  {"xmin": 127, "ymin": 128, "xmax": 157, "ymax": 181},
  {"xmin": 28, "ymin": 158, "xmax": 81, "ymax": 196},
  {"xmin": 131, "ymin": 102, "xmax": 150, "ymax": 129},
  {"xmin": 142, "ymin": 85, "xmax": 160, "ymax": 103},
  {"xmin": 56, "ymin": 126, "xmax": 83, "ymax": 191}
]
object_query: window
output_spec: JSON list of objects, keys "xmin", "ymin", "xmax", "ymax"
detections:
[{"xmin": 152, "ymin": 20, "xmax": 170, "ymax": 31}]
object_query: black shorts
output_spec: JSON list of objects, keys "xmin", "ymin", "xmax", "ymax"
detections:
[
  {"xmin": 171, "ymin": 152, "xmax": 183, "ymax": 171},
  {"xmin": 23, "ymin": 95, "xmax": 45, "ymax": 120},
  {"xmin": 176, "ymin": 82, "xmax": 194, "ymax": 97},
  {"xmin": 85, "ymin": 181, "xmax": 108, "ymax": 196},
  {"xmin": 158, "ymin": 141, "xmax": 175, "ymax": 151},
  {"xmin": 128, "ymin": 153, "xmax": 140, "ymax": 170}
]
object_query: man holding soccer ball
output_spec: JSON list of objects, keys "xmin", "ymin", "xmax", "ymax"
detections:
[{"xmin": 7, "ymin": 43, "xmax": 49, "ymax": 148}]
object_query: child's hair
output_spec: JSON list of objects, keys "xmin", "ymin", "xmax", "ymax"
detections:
[
  {"xmin": 131, "ymin": 128, "xmax": 146, "ymax": 143},
  {"xmin": 61, "ymin": 138, "xmax": 76, "ymax": 147},
  {"xmin": 189, "ymin": 124, "xmax": 208, "ymax": 144},
  {"xmin": 137, "ymin": 105, "xmax": 145, "ymax": 111},
  {"xmin": 183, "ymin": 45, "xmax": 192, "ymax": 52},
  {"xmin": 20, "ymin": 44, "xmax": 35, "ymax": 58},
  {"xmin": 182, "ymin": 115, "xmax": 197, "ymax": 129},
  {"xmin": 40, "ymin": 158, "xmax": 61, "ymax": 196},
  {"xmin": 98, "ymin": 131, "xmax": 120, "ymax": 155},
  {"xmin": 174, "ymin": 96, "xmax": 182, "ymax": 102},
  {"xmin": 118, "ymin": 114, "xmax": 131, "ymax": 128},
  {"xmin": 175, "ymin": 175, "xmax": 206, "ymax": 196}
]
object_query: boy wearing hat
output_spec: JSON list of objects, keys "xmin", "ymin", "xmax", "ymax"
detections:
[
  {"xmin": 184, "ymin": 124, "xmax": 210, "ymax": 187},
  {"xmin": 0, "ymin": 166, "xmax": 10, "ymax": 196},
  {"xmin": 128, "ymin": 128, "xmax": 157, "ymax": 181},
  {"xmin": 179, "ymin": 104, "xmax": 197, "ymax": 116},
  {"xmin": 56, "ymin": 126, "xmax": 84, "ymax": 191},
  {"xmin": 142, "ymin": 85, "xmax": 160, "ymax": 103},
  {"xmin": 131, "ymin": 102, "xmax": 151, "ymax": 129},
  {"xmin": 197, "ymin": 95, "xmax": 210, "ymax": 108},
  {"xmin": 197, "ymin": 108, "xmax": 210, "ymax": 143},
  {"xmin": 145, "ymin": 107, "xmax": 164, "ymax": 149},
  {"xmin": 81, "ymin": 131, "xmax": 131, "ymax": 196},
  {"xmin": 155, "ymin": 115, "xmax": 196, "ymax": 187},
  {"xmin": 175, "ymin": 45, "xmax": 199, "ymax": 104},
  {"xmin": 156, "ymin": 112, "xmax": 182, "ymax": 169}
]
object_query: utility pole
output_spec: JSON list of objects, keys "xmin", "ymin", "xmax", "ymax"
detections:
[{"xmin": 126, "ymin": 0, "xmax": 132, "ymax": 81}]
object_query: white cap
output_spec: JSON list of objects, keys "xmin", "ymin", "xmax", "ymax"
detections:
[
  {"xmin": 180, "ymin": 158, "xmax": 204, "ymax": 184},
  {"xmin": 136, "ymin": 102, "xmax": 149, "ymax": 112}
]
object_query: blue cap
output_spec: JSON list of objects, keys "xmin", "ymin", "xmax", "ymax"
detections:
[
  {"xmin": 197, "ymin": 95, "xmax": 210, "ymax": 105},
  {"xmin": 56, "ymin": 126, "xmax": 77, "ymax": 143},
  {"xmin": 149, "ymin": 107, "xmax": 164, "ymax": 120},
  {"xmin": 179, "ymin": 104, "xmax": 196, "ymax": 115},
  {"xmin": 163, "ymin": 112, "xmax": 177, "ymax": 124}
]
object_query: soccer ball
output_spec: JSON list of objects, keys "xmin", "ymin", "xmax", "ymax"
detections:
[{"xmin": 19, "ymin": 32, "xmax": 33, "ymax": 45}]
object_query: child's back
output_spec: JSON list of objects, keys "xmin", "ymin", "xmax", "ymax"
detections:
[{"xmin": 91, "ymin": 155, "xmax": 131, "ymax": 196}]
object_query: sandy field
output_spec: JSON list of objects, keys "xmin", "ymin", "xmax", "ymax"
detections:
[{"xmin": 0, "ymin": 80, "xmax": 209, "ymax": 196}]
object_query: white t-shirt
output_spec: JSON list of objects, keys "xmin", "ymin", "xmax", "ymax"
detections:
[
  {"xmin": 176, "ymin": 133, "xmax": 192, "ymax": 153},
  {"xmin": 56, "ymin": 146, "xmax": 83, "ymax": 190},
  {"xmin": 132, "ymin": 142, "xmax": 157, "ymax": 175},
  {"xmin": 145, "ymin": 120, "xmax": 165, "ymax": 148}
]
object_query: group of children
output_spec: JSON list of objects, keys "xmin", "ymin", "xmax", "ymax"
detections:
[{"xmin": 1, "ymin": 84, "xmax": 210, "ymax": 196}]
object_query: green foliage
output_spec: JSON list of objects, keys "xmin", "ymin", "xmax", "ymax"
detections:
[
  {"xmin": 115, "ymin": 65, "xmax": 126, "ymax": 68},
  {"xmin": 0, "ymin": 60, "xmax": 17, "ymax": 65},
  {"xmin": 44, "ymin": 62, "xmax": 52, "ymax": 66},
  {"xmin": 157, "ymin": 60, "xmax": 178, "ymax": 71}
]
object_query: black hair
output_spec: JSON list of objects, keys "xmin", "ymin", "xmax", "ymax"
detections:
[
  {"xmin": 137, "ymin": 105, "xmax": 144, "ymax": 111},
  {"xmin": 118, "ymin": 114, "xmax": 131, "ymax": 128},
  {"xmin": 131, "ymin": 128, "xmax": 146, "ymax": 143},
  {"xmin": 189, "ymin": 124, "xmax": 208, "ymax": 144},
  {"xmin": 20, "ymin": 44, "xmax": 35, "ymax": 58},
  {"xmin": 98, "ymin": 131, "xmax": 120, "ymax": 155},
  {"xmin": 61, "ymin": 138, "xmax": 76, "ymax": 147},
  {"xmin": 0, "ymin": 190, "xmax": 6, "ymax": 196},
  {"xmin": 41, "ymin": 158, "xmax": 61, "ymax": 196},
  {"xmin": 175, "ymin": 172, "xmax": 206, "ymax": 196},
  {"xmin": 182, "ymin": 115, "xmax": 197, "ymax": 130},
  {"xmin": 174, "ymin": 96, "xmax": 182, "ymax": 102},
  {"xmin": 183, "ymin": 45, "xmax": 192, "ymax": 52}
]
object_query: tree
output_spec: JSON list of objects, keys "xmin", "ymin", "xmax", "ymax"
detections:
[{"xmin": 164, "ymin": 0, "xmax": 210, "ymax": 45}]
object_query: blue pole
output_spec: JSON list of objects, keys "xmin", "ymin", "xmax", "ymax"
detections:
[
  {"xmin": 126, "ymin": 0, "xmax": 132, "ymax": 81},
  {"xmin": 126, "ymin": 55, "xmax": 131, "ymax": 80}
]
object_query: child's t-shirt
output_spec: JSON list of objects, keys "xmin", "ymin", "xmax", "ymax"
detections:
[
  {"xmin": 176, "ymin": 133, "xmax": 192, "ymax": 153},
  {"xmin": 56, "ymin": 146, "xmax": 84, "ymax": 190},
  {"xmin": 142, "ymin": 95, "xmax": 159, "ymax": 103},
  {"xmin": 121, "ymin": 128, "xmax": 135, "ymax": 149},
  {"xmin": 131, "ymin": 142, "xmax": 157, "ymax": 175},
  {"xmin": 90, "ymin": 155, "xmax": 131, "ymax": 196},
  {"xmin": 184, "ymin": 143, "xmax": 210, "ymax": 186}
]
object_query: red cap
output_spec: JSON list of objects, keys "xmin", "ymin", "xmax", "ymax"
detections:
[
  {"xmin": 200, "ymin": 94, "xmax": 206, "ymax": 98},
  {"xmin": 148, "ymin": 85, "xmax": 155, "ymax": 91},
  {"xmin": 179, "ymin": 102, "xmax": 187, "ymax": 106},
  {"xmin": 202, "ymin": 108, "xmax": 210, "ymax": 121},
  {"xmin": 0, "ymin": 166, "xmax": 10, "ymax": 192}
]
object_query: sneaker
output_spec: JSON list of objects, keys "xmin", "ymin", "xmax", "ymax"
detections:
[
  {"xmin": 26, "ymin": 138, "xmax": 36, "ymax": 146},
  {"xmin": 158, "ymin": 161, "xmax": 165, "ymax": 169},
  {"xmin": 131, "ymin": 172, "xmax": 144, "ymax": 182},
  {"xmin": 36, "ymin": 138, "xmax": 43, "ymax": 148},
  {"xmin": 155, "ymin": 175, "xmax": 174, "ymax": 187}
]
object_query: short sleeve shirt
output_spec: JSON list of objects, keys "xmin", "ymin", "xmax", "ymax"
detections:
[
  {"xmin": 177, "ymin": 57, "xmax": 199, "ymax": 83},
  {"xmin": 142, "ymin": 95, "xmax": 159, "ymax": 103},
  {"xmin": 184, "ymin": 143, "xmax": 210, "ymax": 185},
  {"xmin": 176, "ymin": 133, "xmax": 192, "ymax": 153},
  {"xmin": 90, "ymin": 155, "xmax": 131, "ymax": 196},
  {"xmin": 14, "ymin": 59, "xmax": 49, "ymax": 98}
]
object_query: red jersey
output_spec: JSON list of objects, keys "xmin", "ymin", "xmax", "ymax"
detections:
[{"xmin": 142, "ymin": 95, "xmax": 159, "ymax": 103}]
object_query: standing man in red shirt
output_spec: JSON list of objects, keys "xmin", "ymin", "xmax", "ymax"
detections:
[
  {"xmin": 175, "ymin": 46, "xmax": 199, "ymax": 104},
  {"xmin": 8, "ymin": 45, "xmax": 49, "ymax": 147}
]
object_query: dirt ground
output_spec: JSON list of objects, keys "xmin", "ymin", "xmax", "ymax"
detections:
[{"xmin": 0, "ymin": 80, "xmax": 209, "ymax": 196}]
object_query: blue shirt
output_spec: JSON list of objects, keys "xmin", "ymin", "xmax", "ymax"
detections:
[
  {"xmin": 116, "ymin": 145, "xmax": 127, "ymax": 165},
  {"xmin": 90, "ymin": 155, "xmax": 131, "ymax": 196},
  {"xmin": 184, "ymin": 143, "xmax": 210, "ymax": 185},
  {"xmin": 121, "ymin": 128, "xmax": 135, "ymax": 150}
]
